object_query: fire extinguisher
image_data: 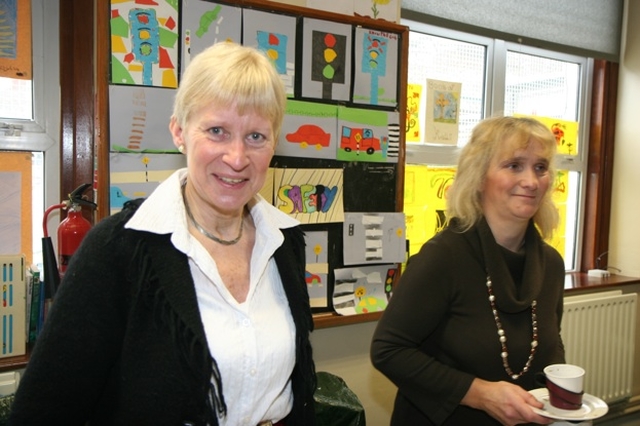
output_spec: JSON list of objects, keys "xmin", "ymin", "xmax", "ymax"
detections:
[{"xmin": 42, "ymin": 183, "xmax": 97, "ymax": 297}]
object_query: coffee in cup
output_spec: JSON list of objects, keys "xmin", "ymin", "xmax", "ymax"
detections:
[{"xmin": 538, "ymin": 364, "xmax": 585, "ymax": 410}]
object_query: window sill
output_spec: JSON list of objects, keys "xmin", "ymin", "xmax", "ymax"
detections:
[{"xmin": 4, "ymin": 273, "xmax": 637, "ymax": 370}]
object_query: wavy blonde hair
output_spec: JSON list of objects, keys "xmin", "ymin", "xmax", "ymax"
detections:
[
  {"xmin": 446, "ymin": 116, "xmax": 559, "ymax": 239},
  {"xmin": 171, "ymin": 41, "xmax": 286, "ymax": 142}
]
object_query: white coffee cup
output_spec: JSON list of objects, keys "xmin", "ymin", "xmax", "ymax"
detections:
[{"xmin": 544, "ymin": 364, "xmax": 585, "ymax": 394}]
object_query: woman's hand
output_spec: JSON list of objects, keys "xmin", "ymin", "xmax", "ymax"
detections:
[{"xmin": 461, "ymin": 378, "xmax": 554, "ymax": 425}]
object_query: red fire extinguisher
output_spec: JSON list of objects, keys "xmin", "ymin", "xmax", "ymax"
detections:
[
  {"xmin": 42, "ymin": 183, "xmax": 97, "ymax": 297},
  {"xmin": 57, "ymin": 201, "xmax": 92, "ymax": 276}
]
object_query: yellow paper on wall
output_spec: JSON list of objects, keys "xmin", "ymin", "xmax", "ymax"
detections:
[
  {"xmin": 406, "ymin": 83, "xmax": 422, "ymax": 142},
  {"xmin": 404, "ymin": 165, "xmax": 455, "ymax": 256}
]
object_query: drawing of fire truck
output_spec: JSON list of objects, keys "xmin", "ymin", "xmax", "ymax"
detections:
[{"xmin": 340, "ymin": 126, "xmax": 381, "ymax": 155}]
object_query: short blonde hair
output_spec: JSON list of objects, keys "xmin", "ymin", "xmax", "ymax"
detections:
[
  {"xmin": 171, "ymin": 42, "xmax": 286, "ymax": 141},
  {"xmin": 446, "ymin": 116, "xmax": 559, "ymax": 239}
]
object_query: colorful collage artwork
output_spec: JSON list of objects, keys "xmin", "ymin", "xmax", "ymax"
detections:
[
  {"xmin": 243, "ymin": 9, "xmax": 297, "ymax": 97},
  {"xmin": 181, "ymin": 1, "xmax": 242, "ymax": 76},
  {"xmin": 424, "ymin": 79, "xmax": 461, "ymax": 145},
  {"xmin": 272, "ymin": 168, "xmax": 344, "ymax": 225},
  {"xmin": 277, "ymin": 101, "xmax": 400, "ymax": 163},
  {"xmin": 333, "ymin": 264, "xmax": 396, "ymax": 316},
  {"xmin": 110, "ymin": 1, "xmax": 180, "ymax": 88},
  {"xmin": 304, "ymin": 231, "xmax": 329, "ymax": 308},
  {"xmin": 352, "ymin": 27, "xmax": 399, "ymax": 108},
  {"xmin": 109, "ymin": 85, "xmax": 176, "ymax": 153},
  {"xmin": 110, "ymin": 152, "xmax": 186, "ymax": 214},
  {"xmin": 343, "ymin": 213, "xmax": 406, "ymax": 265},
  {"xmin": 107, "ymin": 0, "xmax": 404, "ymax": 314}
]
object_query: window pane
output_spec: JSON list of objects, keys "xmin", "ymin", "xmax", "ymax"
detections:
[
  {"xmin": 504, "ymin": 51, "xmax": 583, "ymax": 270},
  {"xmin": 32, "ymin": 151, "xmax": 44, "ymax": 269},
  {"xmin": 407, "ymin": 31, "xmax": 486, "ymax": 147},
  {"xmin": 0, "ymin": 77, "xmax": 33, "ymax": 120},
  {"xmin": 0, "ymin": 151, "xmax": 42, "ymax": 267},
  {"xmin": 504, "ymin": 51, "xmax": 581, "ymax": 153},
  {"xmin": 551, "ymin": 170, "xmax": 580, "ymax": 270}
]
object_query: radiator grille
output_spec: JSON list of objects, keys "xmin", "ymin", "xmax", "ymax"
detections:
[{"xmin": 561, "ymin": 291, "xmax": 637, "ymax": 403}]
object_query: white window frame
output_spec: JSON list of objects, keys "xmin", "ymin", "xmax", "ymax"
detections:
[
  {"xmin": 0, "ymin": 0, "xmax": 61, "ymax": 262},
  {"xmin": 402, "ymin": 19, "xmax": 593, "ymax": 271},
  {"xmin": 403, "ymin": 22, "xmax": 494, "ymax": 166}
]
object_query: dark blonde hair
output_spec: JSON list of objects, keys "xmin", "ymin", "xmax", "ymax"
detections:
[
  {"xmin": 446, "ymin": 116, "xmax": 559, "ymax": 239},
  {"xmin": 171, "ymin": 42, "xmax": 286, "ymax": 142}
]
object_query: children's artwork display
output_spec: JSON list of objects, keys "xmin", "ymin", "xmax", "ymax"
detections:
[
  {"xmin": 337, "ymin": 106, "xmax": 400, "ymax": 163},
  {"xmin": 343, "ymin": 212, "xmax": 406, "ymax": 265},
  {"xmin": 403, "ymin": 165, "xmax": 454, "ymax": 256},
  {"xmin": 305, "ymin": 231, "xmax": 329, "ymax": 308},
  {"xmin": 352, "ymin": 27, "xmax": 400, "ymax": 107},
  {"xmin": 243, "ymin": 9, "xmax": 297, "ymax": 96},
  {"xmin": 181, "ymin": 1, "xmax": 242, "ymax": 76},
  {"xmin": 301, "ymin": 18, "xmax": 352, "ymax": 102},
  {"xmin": 273, "ymin": 168, "xmax": 344, "ymax": 224},
  {"xmin": 109, "ymin": 152, "xmax": 186, "ymax": 214},
  {"xmin": 277, "ymin": 101, "xmax": 338, "ymax": 159},
  {"xmin": 424, "ymin": 79, "xmax": 461, "ymax": 145},
  {"xmin": 332, "ymin": 264, "xmax": 396, "ymax": 316},
  {"xmin": 109, "ymin": 85, "xmax": 176, "ymax": 153},
  {"xmin": 110, "ymin": 0, "xmax": 180, "ymax": 88}
]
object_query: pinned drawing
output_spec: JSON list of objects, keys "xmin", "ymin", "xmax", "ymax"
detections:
[
  {"xmin": 337, "ymin": 106, "xmax": 399, "ymax": 163},
  {"xmin": 109, "ymin": 85, "xmax": 176, "ymax": 153},
  {"xmin": 352, "ymin": 27, "xmax": 399, "ymax": 107},
  {"xmin": 110, "ymin": 0, "xmax": 180, "ymax": 88},
  {"xmin": 353, "ymin": 0, "xmax": 400, "ymax": 22},
  {"xmin": 406, "ymin": 83, "xmax": 422, "ymax": 142},
  {"xmin": 425, "ymin": 79, "xmax": 461, "ymax": 145},
  {"xmin": 301, "ymin": 18, "xmax": 352, "ymax": 102},
  {"xmin": 273, "ymin": 168, "xmax": 344, "ymax": 224},
  {"xmin": 277, "ymin": 101, "xmax": 338, "ymax": 160},
  {"xmin": 549, "ymin": 170, "xmax": 569, "ymax": 258},
  {"xmin": 109, "ymin": 152, "xmax": 186, "ymax": 214},
  {"xmin": 0, "ymin": 0, "xmax": 31, "ymax": 79},
  {"xmin": 343, "ymin": 212, "xmax": 406, "ymax": 265},
  {"xmin": 243, "ymin": 9, "xmax": 297, "ymax": 96},
  {"xmin": 304, "ymin": 231, "xmax": 329, "ymax": 308},
  {"xmin": 518, "ymin": 115, "xmax": 579, "ymax": 156},
  {"xmin": 333, "ymin": 264, "xmax": 396, "ymax": 316},
  {"xmin": 180, "ymin": 1, "xmax": 241, "ymax": 77},
  {"xmin": 403, "ymin": 165, "xmax": 455, "ymax": 255}
]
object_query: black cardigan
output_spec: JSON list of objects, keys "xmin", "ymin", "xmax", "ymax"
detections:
[{"xmin": 9, "ymin": 199, "xmax": 316, "ymax": 426}]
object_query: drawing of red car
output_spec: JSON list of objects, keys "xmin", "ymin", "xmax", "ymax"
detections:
[{"xmin": 286, "ymin": 124, "xmax": 331, "ymax": 148}]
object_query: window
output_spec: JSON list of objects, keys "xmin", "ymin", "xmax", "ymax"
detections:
[
  {"xmin": 403, "ymin": 20, "xmax": 592, "ymax": 271},
  {"xmin": 0, "ymin": 0, "xmax": 60, "ymax": 271}
]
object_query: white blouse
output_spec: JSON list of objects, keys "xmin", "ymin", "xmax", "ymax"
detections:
[{"xmin": 126, "ymin": 169, "xmax": 300, "ymax": 426}]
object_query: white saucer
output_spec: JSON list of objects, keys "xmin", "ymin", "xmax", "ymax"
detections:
[{"xmin": 529, "ymin": 388, "xmax": 608, "ymax": 421}]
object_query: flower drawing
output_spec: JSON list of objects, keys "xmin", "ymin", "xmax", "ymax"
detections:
[{"xmin": 371, "ymin": 0, "xmax": 391, "ymax": 19}]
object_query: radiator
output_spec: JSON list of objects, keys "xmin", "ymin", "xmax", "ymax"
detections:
[{"xmin": 561, "ymin": 290, "xmax": 637, "ymax": 403}]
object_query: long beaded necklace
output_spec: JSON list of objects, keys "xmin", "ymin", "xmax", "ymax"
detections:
[
  {"xmin": 485, "ymin": 275, "xmax": 538, "ymax": 380},
  {"xmin": 181, "ymin": 181, "xmax": 244, "ymax": 246}
]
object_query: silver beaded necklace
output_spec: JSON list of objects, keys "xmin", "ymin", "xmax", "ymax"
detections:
[
  {"xmin": 485, "ymin": 275, "xmax": 538, "ymax": 380},
  {"xmin": 181, "ymin": 181, "xmax": 244, "ymax": 246}
]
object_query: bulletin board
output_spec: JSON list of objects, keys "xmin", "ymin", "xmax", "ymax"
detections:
[{"xmin": 96, "ymin": 0, "xmax": 408, "ymax": 328}]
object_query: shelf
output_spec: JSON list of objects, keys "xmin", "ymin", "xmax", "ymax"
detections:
[{"xmin": 313, "ymin": 311, "xmax": 383, "ymax": 329}]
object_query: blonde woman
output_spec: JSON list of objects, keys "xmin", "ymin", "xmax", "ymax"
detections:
[
  {"xmin": 372, "ymin": 116, "xmax": 564, "ymax": 425},
  {"xmin": 10, "ymin": 42, "xmax": 316, "ymax": 426}
]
